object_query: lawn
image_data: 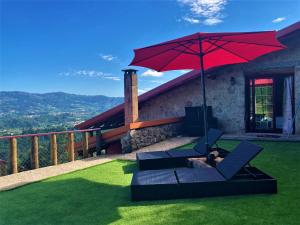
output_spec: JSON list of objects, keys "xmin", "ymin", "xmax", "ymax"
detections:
[{"xmin": 0, "ymin": 140, "xmax": 299, "ymax": 225}]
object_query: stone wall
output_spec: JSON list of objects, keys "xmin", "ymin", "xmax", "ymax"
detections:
[
  {"xmin": 120, "ymin": 122, "xmax": 183, "ymax": 152},
  {"xmin": 139, "ymin": 67, "xmax": 246, "ymax": 133},
  {"xmin": 138, "ymin": 31, "xmax": 300, "ymax": 134}
]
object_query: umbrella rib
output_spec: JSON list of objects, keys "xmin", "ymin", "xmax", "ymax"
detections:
[
  {"xmin": 206, "ymin": 40, "xmax": 250, "ymax": 61},
  {"xmin": 172, "ymin": 49, "xmax": 197, "ymax": 55},
  {"xmin": 204, "ymin": 40, "xmax": 234, "ymax": 55},
  {"xmin": 202, "ymin": 31, "xmax": 275, "ymax": 39},
  {"xmin": 137, "ymin": 31, "xmax": 275, "ymax": 50},
  {"xmin": 131, "ymin": 31, "xmax": 283, "ymax": 67},
  {"xmin": 157, "ymin": 42, "xmax": 195, "ymax": 71},
  {"xmin": 131, "ymin": 46, "xmax": 179, "ymax": 65},
  {"xmin": 131, "ymin": 41, "xmax": 197, "ymax": 65},
  {"xmin": 137, "ymin": 37, "xmax": 198, "ymax": 50},
  {"xmin": 177, "ymin": 41, "xmax": 199, "ymax": 54},
  {"xmin": 204, "ymin": 37, "xmax": 227, "ymax": 55},
  {"xmin": 208, "ymin": 37, "xmax": 283, "ymax": 48}
]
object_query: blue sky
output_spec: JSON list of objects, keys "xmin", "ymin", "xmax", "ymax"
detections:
[{"xmin": 1, "ymin": 0, "xmax": 299, "ymax": 97}]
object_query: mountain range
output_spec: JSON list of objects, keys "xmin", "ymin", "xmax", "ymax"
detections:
[{"xmin": 0, "ymin": 91, "xmax": 123, "ymax": 135}]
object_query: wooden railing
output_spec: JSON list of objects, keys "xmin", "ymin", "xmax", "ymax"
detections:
[
  {"xmin": 0, "ymin": 116, "xmax": 184, "ymax": 176},
  {"xmin": 75, "ymin": 117, "xmax": 184, "ymax": 151},
  {"xmin": 0, "ymin": 128, "xmax": 101, "ymax": 175}
]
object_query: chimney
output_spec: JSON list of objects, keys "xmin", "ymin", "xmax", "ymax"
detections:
[{"xmin": 123, "ymin": 69, "xmax": 139, "ymax": 125}]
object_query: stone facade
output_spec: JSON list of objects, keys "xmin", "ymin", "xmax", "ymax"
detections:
[
  {"xmin": 138, "ymin": 30, "xmax": 300, "ymax": 134},
  {"xmin": 120, "ymin": 123, "xmax": 183, "ymax": 153}
]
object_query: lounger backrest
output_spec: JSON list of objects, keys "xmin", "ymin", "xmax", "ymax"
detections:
[
  {"xmin": 216, "ymin": 141, "xmax": 263, "ymax": 180},
  {"xmin": 193, "ymin": 128, "xmax": 223, "ymax": 154}
]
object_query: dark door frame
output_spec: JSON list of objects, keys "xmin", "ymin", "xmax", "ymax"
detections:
[{"xmin": 244, "ymin": 72, "xmax": 295, "ymax": 133}]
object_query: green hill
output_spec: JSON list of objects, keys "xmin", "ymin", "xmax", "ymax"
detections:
[{"xmin": 0, "ymin": 91, "xmax": 123, "ymax": 135}]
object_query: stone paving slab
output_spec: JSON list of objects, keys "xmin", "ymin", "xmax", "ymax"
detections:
[
  {"xmin": 120, "ymin": 136, "xmax": 198, "ymax": 160},
  {"xmin": 0, "ymin": 136, "xmax": 197, "ymax": 191}
]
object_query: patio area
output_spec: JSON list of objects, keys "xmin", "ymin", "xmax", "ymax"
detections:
[
  {"xmin": 0, "ymin": 140, "xmax": 299, "ymax": 225},
  {"xmin": 0, "ymin": 136, "xmax": 197, "ymax": 191}
]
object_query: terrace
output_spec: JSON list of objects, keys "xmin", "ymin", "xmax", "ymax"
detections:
[
  {"xmin": 0, "ymin": 140, "xmax": 299, "ymax": 225},
  {"xmin": 0, "ymin": 18, "xmax": 299, "ymax": 225}
]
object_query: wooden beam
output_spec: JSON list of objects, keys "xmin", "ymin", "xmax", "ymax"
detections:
[
  {"xmin": 74, "ymin": 116, "xmax": 184, "ymax": 152},
  {"xmin": 102, "ymin": 125, "xmax": 130, "ymax": 140},
  {"xmin": 96, "ymin": 130, "xmax": 102, "ymax": 155},
  {"xmin": 129, "ymin": 117, "xmax": 184, "ymax": 130},
  {"xmin": 0, "ymin": 128, "xmax": 101, "ymax": 140},
  {"xmin": 50, "ymin": 134, "xmax": 58, "ymax": 165},
  {"xmin": 10, "ymin": 138, "xmax": 18, "ymax": 174},
  {"xmin": 82, "ymin": 132, "xmax": 89, "ymax": 158},
  {"xmin": 68, "ymin": 133, "xmax": 75, "ymax": 161},
  {"xmin": 31, "ymin": 136, "xmax": 39, "ymax": 169}
]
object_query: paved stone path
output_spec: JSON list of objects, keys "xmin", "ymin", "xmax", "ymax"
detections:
[{"xmin": 0, "ymin": 136, "xmax": 197, "ymax": 191}]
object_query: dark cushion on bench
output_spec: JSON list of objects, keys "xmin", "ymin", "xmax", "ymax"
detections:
[
  {"xmin": 176, "ymin": 167, "xmax": 225, "ymax": 183},
  {"xmin": 193, "ymin": 128, "xmax": 223, "ymax": 153},
  {"xmin": 131, "ymin": 169, "xmax": 177, "ymax": 185},
  {"xmin": 216, "ymin": 141, "xmax": 263, "ymax": 180},
  {"xmin": 137, "ymin": 151, "xmax": 170, "ymax": 160},
  {"xmin": 167, "ymin": 149, "xmax": 202, "ymax": 158}
]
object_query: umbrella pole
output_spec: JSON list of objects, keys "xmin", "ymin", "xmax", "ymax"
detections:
[{"xmin": 199, "ymin": 40, "xmax": 209, "ymax": 156}]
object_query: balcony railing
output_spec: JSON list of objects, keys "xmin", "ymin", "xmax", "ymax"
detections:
[
  {"xmin": 0, "ymin": 116, "xmax": 184, "ymax": 177},
  {"xmin": 0, "ymin": 128, "xmax": 102, "ymax": 176}
]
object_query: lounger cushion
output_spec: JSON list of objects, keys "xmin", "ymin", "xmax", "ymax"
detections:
[
  {"xmin": 131, "ymin": 169, "xmax": 177, "ymax": 185},
  {"xmin": 176, "ymin": 168, "xmax": 225, "ymax": 183},
  {"xmin": 167, "ymin": 149, "xmax": 201, "ymax": 158},
  {"xmin": 167, "ymin": 129, "xmax": 223, "ymax": 158},
  {"xmin": 216, "ymin": 141, "xmax": 263, "ymax": 180},
  {"xmin": 136, "ymin": 151, "xmax": 170, "ymax": 160},
  {"xmin": 193, "ymin": 128, "xmax": 223, "ymax": 154}
]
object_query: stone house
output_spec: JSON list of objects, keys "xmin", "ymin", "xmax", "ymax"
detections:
[{"xmin": 75, "ymin": 22, "xmax": 300, "ymax": 152}]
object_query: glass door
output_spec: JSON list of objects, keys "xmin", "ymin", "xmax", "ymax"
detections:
[{"xmin": 247, "ymin": 78, "xmax": 275, "ymax": 132}]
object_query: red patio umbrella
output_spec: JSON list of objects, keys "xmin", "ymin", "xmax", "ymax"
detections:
[{"xmin": 129, "ymin": 31, "xmax": 285, "ymax": 155}]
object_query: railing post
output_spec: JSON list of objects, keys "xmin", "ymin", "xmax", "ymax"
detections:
[
  {"xmin": 96, "ymin": 130, "xmax": 102, "ymax": 156},
  {"xmin": 31, "ymin": 136, "xmax": 39, "ymax": 169},
  {"xmin": 50, "ymin": 134, "xmax": 58, "ymax": 165},
  {"xmin": 10, "ymin": 138, "xmax": 18, "ymax": 174},
  {"xmin": 0, "ymin": 160, "xmax": 7, "ymax": 176},
  {"xmin": 68, "ymin": 132, "xmax": 75, "ymax": 161},
  {"xmin": 82, "ymin": 132, "xmax": 89, "ymax": 158}
]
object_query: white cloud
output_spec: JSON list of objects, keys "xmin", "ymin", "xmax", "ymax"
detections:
[
  {"xmin": 182, "ymin": 16, "xmax": 200, "ymax": 24},
  {"xmin": 203, "ymin": 17, "xmax": 222, "ymax": 25},
  {"xmin": 100, "ymin": 54, "xmax": 117, "ymax": 61},
  {"xmin": 178, "ymin": 0, "xmax": 227, "ymax": 18},
  {"xmin": 142, "ymin": 69, "xmax": 164, "ymax": 77},
  {"xmin": 272, "ymin": 17, "xmax": 286, "ymax": 23},
  {"xmin": 104, "ymin": 76, "xmax": 121, "ymax": 81},
  {"xmin": 178, "ymin": 0, "xmax": 227, "ymax": 26},
  {"xmin": 59, "ymin": 70, "xmax": 121, "ymax": 81}
]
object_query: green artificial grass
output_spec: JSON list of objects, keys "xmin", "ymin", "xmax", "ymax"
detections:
[{"xmin": 0, "ymin": 140, "xmax": 299, "ymax": 225}]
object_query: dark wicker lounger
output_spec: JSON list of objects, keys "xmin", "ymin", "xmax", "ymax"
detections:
[
  {"xmin": 131, "ymin": 141, "xmax": 277, "ymax": 201},
  {"xmin": 137, "ymin": 128, "xmax": 224, "ymax": 170}
]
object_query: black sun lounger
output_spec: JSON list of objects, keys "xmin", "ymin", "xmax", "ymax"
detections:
[
  {"xmin": 131, "ymin": 141, "xmax": 277, "ymax": 201},
  {"xmin": 136, "ymin": 128, "xmax": 224, "ymax": 170}
]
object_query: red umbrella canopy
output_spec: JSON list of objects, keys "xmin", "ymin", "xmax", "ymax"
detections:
[{"xmin": 129, "ymin": 31, "xmax": 286, "ymax": 72}]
